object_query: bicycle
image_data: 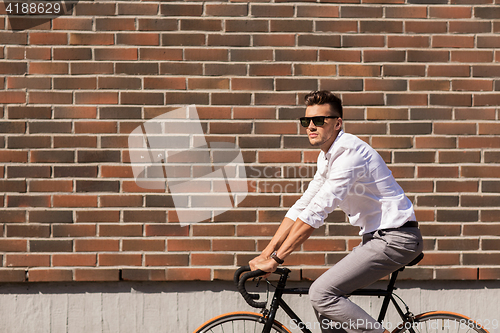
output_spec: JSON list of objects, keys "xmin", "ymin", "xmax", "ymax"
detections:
[{"xmin": 194, "ymin": 253, "xmax": 491, "ymax": 333}]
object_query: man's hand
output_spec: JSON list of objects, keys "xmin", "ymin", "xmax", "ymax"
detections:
[
  {"xmin": 249, "ymin": 255, "xmax": 268, "ymax": 271},
  {"xmin": 249, "ymin": 257, "xmax": 278, "ymax": 279}
]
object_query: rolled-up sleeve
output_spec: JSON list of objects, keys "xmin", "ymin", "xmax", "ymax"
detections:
[
  {"xmin": 285, "ymin": 171, "xmax": 325, "ymax": 222},
  {"xmin": 293, "ymin": 149, "xmax": 367, "ymax": 228}
]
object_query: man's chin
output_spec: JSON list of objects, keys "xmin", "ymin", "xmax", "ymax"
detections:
[{"xmin": 308, "ymin": 139, "xmax": 322, "ymax": 147}]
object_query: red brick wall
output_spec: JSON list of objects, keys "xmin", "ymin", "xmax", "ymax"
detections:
[{"xmin": 0, "ymin": 0, "xmax": 499, "ymax": 283}]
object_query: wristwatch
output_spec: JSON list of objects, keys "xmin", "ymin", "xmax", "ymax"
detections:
[{"xmin": 270, "ymin": 251, "xmax": 284, "ymax": 265}]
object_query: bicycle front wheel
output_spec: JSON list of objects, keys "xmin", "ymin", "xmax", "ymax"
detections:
[
  {"xmin": 193, "ymin": 311, "xmax": 292, "ymax": 333},
  {"xmin": 392, "ymin": 311, "xmax": 489, "ymax": 333}
]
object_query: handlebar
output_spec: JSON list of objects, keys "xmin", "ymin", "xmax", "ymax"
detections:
[{"xmin": 234, "ymin": 266, "xmax": 290, "ymax": 309}]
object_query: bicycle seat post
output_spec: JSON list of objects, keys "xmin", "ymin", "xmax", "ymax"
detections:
[
  {"xmin": 377, "ymin": 269, "xmax": 400, "ymax": 323},
  {"xmin": 262, "ymin": 268, "xmax": 291, "ymax": 333}
]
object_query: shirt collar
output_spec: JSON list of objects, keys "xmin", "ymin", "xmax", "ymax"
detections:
[{"xmin": 324, "ymin": 130, "xmax": 344, "ymax": 160}]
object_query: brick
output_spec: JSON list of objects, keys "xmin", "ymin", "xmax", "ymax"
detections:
[
  {"xmin": 432, "ymin": 35, "xmax": 474, "ymax": 48},
  {"xmin": 99, "ymin": 224, "xmax": 143, "ymax": 237},
  {"xmin": 123, "ymin": 210, "xmax": 166, "ymax": 223},
  {"xmin": 419, "ymin": 252, "xmax": 460, "ymax": 266},
  {"xmin": 69, "ymin": 33, "xmax": 114, "ymax": 46},
  {"xmin": 474, "ymin": 6, "xmax": 500, "ymax": 19},
  {"xmin": 371, "ymin": 136, "xmax": 412, "ymax": 149},
  {"xmin": 6, "ymin": 254, "xmax": 50, "ymax": 267},
  {"xmin": 0, "ymin": 269, "xmax": 26, "ymax": 282},
  {"xmin": 74, "ymin": 269, "xmax": 120, "ymax": 282},
  {"xmin": 236, "ymin": 224, "xmax": 279, "ymax": 237},
  {"xmin": 316, "ymin": 20, "xmax": 358, "ymax": 33},
  {"xmin": 166, "ymin": 268, "xmax": 211, "ymax": 281},
  {"xmin": 462, "ymin": 195, "xmax": 500, "ymax": 207},
  {"xmin": 139, "ymin": 19, "xmax": 177, "ymax": 32},
  {"xmin": 121, "ymin": 269, "xmax": 166, "ymax": 281},
  {"xmin": 252, "ymin": 4, "xmax": 294, "ymax": 17},
  {"xmin": 434, "ymin": 123, "xmax": 475, "ymax": 135},
  {"xmin": 430, "ymin": 94, "xmax": 472, "ymax": 106},
  {"xmin": 123, "ymin": 239, "xmax": 165, "ymax": 252},
  {"xmin": 75, "ymin": 239, "xmax": 119, "ymax": 252},
  {"xmin": 30, "ymin": 240, "xmax": 72, "ymax": 252},
  {"xmin": 435, "ymin": 268, "xmax": 478, "ymax": 280},
  {"xmin": 384, "ymin": 65, "xmax": 425, "ymax": 77},
  {"xmin": 29, "ymin": 210, "xmax": 73, "ymax": 223},
  {"xmin": 145, "ymin": 254, "xmax": 189, "ymax": 267},
  {"xmin": 405, "ymin": 21, "xmax": 447, "ymax": 33},
  {"xmin": 161, "ymin": 4, "xmax": 203, "ymax": 16},
  {"xmin": 342, "ymin": 93, "xmax": 384, "ymax": 106},
  {"xmin": 464, "ymin": 253, "xmax": 500, "ymax": 266},
  {"xmin": 206, "ymin": 4, "xmax": 247, "ymax": 16},
  {"xmin": 52, "ymin": 254, "xmax": 96, "ymax": 267},
  {"xmin": 29, "ymin": 32, "xmax": 67, "ymax": 45},
  {"xmin": 74, "ymin": 2, "xmax": 116, "ymax": 15},
  {"xmin": 71, "ymin": 62, "xmax": 113, "ymax": 75},
  {"xmin": 0, "ymin": 211, "xmax": 26, "ymax": 223},
  {"xmin": 53, "ymin": 224, "xmax": 96, "ymax": 237},
  {"xmin": 101, "ymin": 195, "xmax": 142, "ymax": 207},
  {"xmin": 52, "ymin": 17, "xmax": 92, "ymax": 30},
  {"xmin": 439, "ymin": 151, "xmax": 480, "ymax": 163},
  {"xmin": 54, "ymin": 166, "xmax": 98, "ymax": 178},
  {"xmin": 53, "ymin": 195, "xmax": 97, "ymax": 208},
  {"xmin": 454, "ymin": 108, "xmax": 494, "ymax": 120},
  {"xmin": 95, "ymin": 18, "xmax": 135, "ymax": 31},
  {"xmin": 360, "ymin": 21, "xmax": 403, "ymax": 33},
  {"xmin": 28, "ymin": 269, "xmax": 73, "ymax": 282},
  {"xmin": 99, "ymin": 254, "xmax": 142, "ymax": 266},
  {"xmin": 341, "ymin": 6, "xmax": 383, "ymax": 18},
  {"xmin": 386, "ymin": 6, "xmax": 427, "ymax": 18},
  {"xmin": 181, "ymin": 19, "xmax": 222, "ymax": 31},
  {"xmin": 192, "ymin": 224, "xmax": 234, "ymax": 236},
  {"xmin": 162, "ymin": 33, "xmax": 205, "ymax": 47},
  {"xmin": 44, "ymin": 101, "xmax": 91, "ymax": 118},
  {"xmin": 7, "ymin": 77, "xmax": 50, "ymax": 90},
  {"xmin": 191, "ymin": 253, "xmax": 233, "ymax": 266},
  {"xmin": 436, "ymin": 210, "xmax": 478, "ymax": 222},
  {"xmin": 436, "ymin": 180, "xmax": 478, "ymax": 193},
  {"xmin": 459, "ymin": 137, "xmax": 500, "ymax": 149},
  {"xmin": 271, "ymin": 20, "xmax": 313, "ymax": 32},
  {"xmin": 94, "ymin": 48, "xmax": 138, "ymax": 61},
  {"xmin": 479, "ymin": 268, "xmax": 500, "ymax": 280},
  {"xmin": 297, "ymin": 5, "xmax": 339, "ymax": 17},
  {"xmin": 417, "ymin": 195, "xmax": 459, "ymax": 207},
  {"xmin": 463, "ymin": 224, "xmax": 500, "ymax": 236},
  {"xmin": 226, "ymin": 20, "xmax": 269, "ymax": 33},
  {"xmin": 118, "ymin": 3, "xmax": 158, "ymax": 15},
  {"xmin": 0, "ymin": 151, "xmax": 27, "ymax": 162},
  {"xmin": 342, "ymin": 35, "xmax": 385, "ymax": 47},
  {"xmin": 419, "ymin": 223, "xmax": 461, "ymax": 236},
  {"xmin": 7, "ymin": 195, "xmax": 51, "ymax": 207}
]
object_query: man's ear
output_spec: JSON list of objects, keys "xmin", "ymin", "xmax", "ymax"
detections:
[{"xmin": 335, "ymin": 118, "xmax": 343, "ymax": 131}]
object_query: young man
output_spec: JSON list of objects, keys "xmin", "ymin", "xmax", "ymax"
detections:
[{"xmin": 249, "ymin": 90, "xmax": 423, "ymax": 333}]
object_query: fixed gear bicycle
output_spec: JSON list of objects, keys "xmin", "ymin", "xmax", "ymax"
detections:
[{"xmin": 194, "ymin": 253, "xmax": 491, "ymax": 333}]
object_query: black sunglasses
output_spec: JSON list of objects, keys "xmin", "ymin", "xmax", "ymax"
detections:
[{"xmin": 299, "ymin": 116, "xmax": 338, "ymax": 128}]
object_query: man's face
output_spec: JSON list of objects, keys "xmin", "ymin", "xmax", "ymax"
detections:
[{"xmin": 304, "ymin": 104, "xmax": 342, "ymax": 152}]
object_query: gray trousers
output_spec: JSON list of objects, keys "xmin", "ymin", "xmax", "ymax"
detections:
[{"xmin": 309, "ymin": 226, "xmax": 423, "ymax": 333}]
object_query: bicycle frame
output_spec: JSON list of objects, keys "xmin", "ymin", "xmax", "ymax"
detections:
[{"xmin": 261, "ymin": 268, "xmax": 410, "ymax": 333}]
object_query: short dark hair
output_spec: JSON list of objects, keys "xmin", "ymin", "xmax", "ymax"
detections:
[{"xmin": 304, "ymin": 91, "xmax": 343, "ymax": 118}]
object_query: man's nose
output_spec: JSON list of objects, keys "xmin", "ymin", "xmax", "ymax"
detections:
[{"xmin": 307, "ymin": 119, "xmax": 317, "ymax": 130}]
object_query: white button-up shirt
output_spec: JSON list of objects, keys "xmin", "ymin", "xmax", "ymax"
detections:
[{"xmin": 285, "ymin": 130, "xmax": 416, "ymax": 235}]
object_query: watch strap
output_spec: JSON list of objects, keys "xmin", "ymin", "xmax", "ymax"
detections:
[{"xmin": 270, "ymin": 251, "xmax": 284, "ymax": 265}]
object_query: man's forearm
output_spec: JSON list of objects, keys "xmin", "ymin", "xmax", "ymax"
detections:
[
  {"xmin": 261, "ymin": 217, "xmax": 296, "ymax": 257},
  {"xmin": 274, "ymin": 218, "xmax": 315, "ymax": 261}
]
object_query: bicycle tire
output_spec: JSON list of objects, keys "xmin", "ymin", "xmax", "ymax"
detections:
[
  {"xmin": 392, "ymin": 311, "xmax": 490, "ymax": 333},
  {"xmin": 193, "ymin": 311, "xmax": 292, "ymax": 333}
]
